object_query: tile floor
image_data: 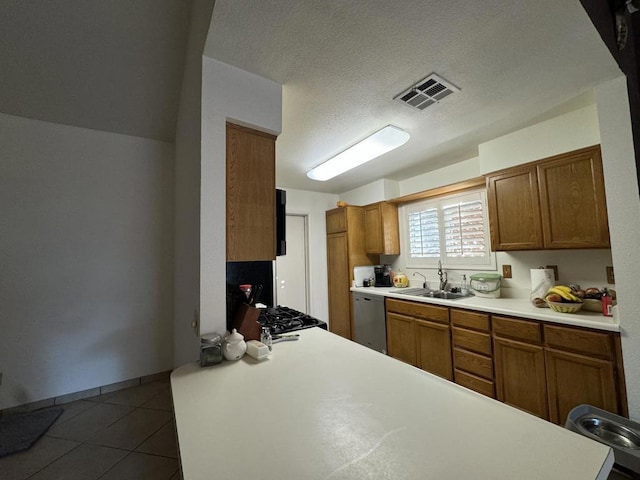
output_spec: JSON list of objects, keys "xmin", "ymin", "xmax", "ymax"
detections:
[{"xmin": 0, "ymin": 380, "xmax": 181, "ymax": 480}]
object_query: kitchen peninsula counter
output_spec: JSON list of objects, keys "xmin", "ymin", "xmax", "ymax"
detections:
[
  {"xmin": 171, "ymin": 328, "xmax": 613, "ymax": 480},
  {"xmin": 351, "ymin": 286, "xmax": 620, "ymax": 332}
]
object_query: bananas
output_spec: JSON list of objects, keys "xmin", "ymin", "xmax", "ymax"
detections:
[{"xmin": 545, "ymin": 285, "xmax": 583, "ymax": 303}]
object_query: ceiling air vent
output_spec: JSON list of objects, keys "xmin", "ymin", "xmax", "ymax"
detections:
[{"xmin": 395, "ymin": 73, "xmax": 460, "ymax": 110}]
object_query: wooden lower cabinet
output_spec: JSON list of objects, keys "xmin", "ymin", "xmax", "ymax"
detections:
[
  {"xmin": 545, "ymin": 348, "xmax": 618, "ymax": 424},
  {"xmin": 386, "ymin": 299, "xmax": 452, "ymax": 380},
  {"xmin": 493, "ymin": 337, "xmax": 549, "ymax": 420},
  {"xmin": 451, "ymin": 309, "xmax": 494, "ymax": 398},
  {"xmin": 387, "ymin": 312, "xmax": 416, "ymax": 365},
  {"xmin": 416, "ymin": 319, "xmax": 453, "ymax": 380},
  {"xmin": 385, "ymin": 301, "xmax": 627, "ymax": 425}
]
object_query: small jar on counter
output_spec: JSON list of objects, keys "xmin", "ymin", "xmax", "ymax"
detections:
[{"xmin": 200, "ymin": 333, "xmax": 223, "ymax": 367}]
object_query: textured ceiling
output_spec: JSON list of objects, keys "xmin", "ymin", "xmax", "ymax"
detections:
[
  {"xmin": 0, "ymin": 0, "xmax": 192, "ymax": 142},
  {"xmin": 205, "ymin": 0, "xmax": 622, "ymax": 194}
]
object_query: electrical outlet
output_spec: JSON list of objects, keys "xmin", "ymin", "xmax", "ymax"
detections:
[
  {"xmin": 502, "ymin": 265, "xmax": 512, "ymax": 278},
  {"xmin": 606, "ymin": 266, "xmax": 615, "ymax": 284},
  {"xmin": 546, "ymin": 265, "xmax": 559, "ymax": 281}
]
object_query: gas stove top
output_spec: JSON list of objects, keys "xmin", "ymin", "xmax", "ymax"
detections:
[{"xmin": 258, "ymin": 306, "xmax": 327, "ymax": 335}]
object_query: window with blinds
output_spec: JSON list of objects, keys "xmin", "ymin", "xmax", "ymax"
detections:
[{"xmin": 403, "ymin": 189, "xmax": 493, "ymax": 267}]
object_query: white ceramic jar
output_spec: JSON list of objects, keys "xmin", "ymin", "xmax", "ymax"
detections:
[{"xmin": 223, "ymin": 329, "xmax": 247, "ymax": 361}]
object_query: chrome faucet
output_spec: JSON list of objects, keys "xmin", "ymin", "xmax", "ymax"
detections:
[
  {"xmin": 437, "ymin": 260, "xmax": 448, "ymax": 291},
  {"xmin": 413, "ymin": 272, "xmax": 427, "ymax": 289}
]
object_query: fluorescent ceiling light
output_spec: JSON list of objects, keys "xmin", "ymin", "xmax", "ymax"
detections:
[{"xmin": 306, "ymin": 125, "xmax": 410, "ymax": 181}]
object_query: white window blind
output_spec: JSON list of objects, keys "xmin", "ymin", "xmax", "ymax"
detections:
[{"xmin": 404, "ymin": 190, "xmax": 493, "ymax": 268}]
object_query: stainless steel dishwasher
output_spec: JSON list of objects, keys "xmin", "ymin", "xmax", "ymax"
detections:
[{"xmin": 353, "ymin": 292, "xmax": 386, "ymax": 354}]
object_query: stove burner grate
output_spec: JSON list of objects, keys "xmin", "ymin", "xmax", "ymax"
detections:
[{"xmin": 258, "ymin": 306, "xmax": 326, "ymax": 335}]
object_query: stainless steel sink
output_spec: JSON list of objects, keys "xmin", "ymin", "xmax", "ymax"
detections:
[
  {"xmin": 395, "ymin": 288, "xmax": 433, "ymax": 296},
  {"xmin": 395, "ymin": 289, "xmax": 472, "ymax": 300},
  {"xmin": 420, "ymin": 291, "xmax": 472, "ymax": 300},
  {"xmin": 578, "ymin": 416, "xmax": 640, "ymax": 449}
]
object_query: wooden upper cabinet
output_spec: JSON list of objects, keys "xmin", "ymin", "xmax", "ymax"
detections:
[
  {"xmin": 537, "ymin": 146, "xmax": 610, "ymax": 248},
  {"xmin": 226, "ymin": 123, "xmax": 276, "ymax": 261},
  {"xmin": 486, "ymin": 165, "xmax": 543, "ymax": 251},
  {"xmin": 364, "ymin": 202, "xmax": 400, "ymax": 255},
  {"xmin": 326, "ymin": 208, "xmax": 347, "ymax": 234},
  {"xmin": 486, "ymin": 145, "xmax": 610, "ymax": 251}
]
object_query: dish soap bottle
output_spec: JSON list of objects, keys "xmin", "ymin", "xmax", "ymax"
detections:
[{"xmin": 461, "ymin": 274, "xmax": 468, "ymax": 296}]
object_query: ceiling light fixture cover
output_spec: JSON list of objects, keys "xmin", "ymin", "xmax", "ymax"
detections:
[{"xmin": 306, "ymin": 125, "xmax": 410, "ymax": 181}]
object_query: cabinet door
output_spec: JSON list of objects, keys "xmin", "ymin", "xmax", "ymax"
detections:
[
  {"xmin": 494, "ymin": 337, "xmax": 548, "ymax": 419},
  {"xmin": 545, "ymin": 348, "xmax": 618, "ymax": 424},
  {"xmin": 326, "ymin": 233, "xmax": 351, "ymax": 339},
  {"xmin": 226, "ymin": 123, "xmax": 276, "ymax": 261},
  {"xmin": 537, "ymin": 146, "xmax": 610, "ymax": 248},
  {"xmin": 326, "ymin": 208, "xmax": 347, "ymax": 234},
  {"xmin": 486, "ymin": 166, "xmax": 543, "ymax": 251},
  {"xmin": 364, "ymin": 204, "xmax": 383, "ymax": 254},
  {"xmin": 386, "ymin": 312, "xmax": 416, "ymax": 365},
  {"xmin": 415, "ymin": 319, "xmax": 453, "ymax": 380},
  {"xmin": 364, "ymin": 202, "xmax": 400, "ymax": 255}
]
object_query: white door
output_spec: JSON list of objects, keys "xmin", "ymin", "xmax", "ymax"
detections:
[{"xmin": 275, "ymin": 215, "xmax": 309, "ymax": 312}]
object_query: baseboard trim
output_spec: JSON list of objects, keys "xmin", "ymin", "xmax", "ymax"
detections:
[{"xmin": 0, "ymin": 370, "xmax": 172, "ymax": 415}]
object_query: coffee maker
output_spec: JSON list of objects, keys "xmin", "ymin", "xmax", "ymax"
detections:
[{"xmin": 374, "ymin": 264, "xmax": 393, "ymax": 287}]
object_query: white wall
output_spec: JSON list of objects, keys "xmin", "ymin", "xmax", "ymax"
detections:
[
  {"xmin": 595, "ymin": 76, "xmax": 640, "ymax": 420},
  {"xmin": 399, "ymin": 157, "xmax": 481, "ymax": 196},
  {"xmin": 478, "ymin": 104, "xmax": 601, "ymax": 173},
  {"xmin": 281, "ymin": 188, "xmax": 339, "ymax": 322},
  {"xmin": 200, "ymin": 58, "xmax": 282, "ymax": 336},
  {"xmin": 0, "ymin": 113, "xmax": 174, "ymax": 410},
  {"xmin": 340, "ymin": 179, "xmax": 399, "ymax": 205},
  {"xmin": 173, "ymin": 0, "xmax": 214, "ymax": 367}
]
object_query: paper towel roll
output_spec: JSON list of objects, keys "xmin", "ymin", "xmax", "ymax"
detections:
[{"xmin": 530, "ymin": 268, "xmax": 555, "ymax": 297}]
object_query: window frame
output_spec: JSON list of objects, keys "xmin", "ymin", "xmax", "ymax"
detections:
[{"xmin": 400, "ymin": 188, "xmax": 496, "ymax": 270}]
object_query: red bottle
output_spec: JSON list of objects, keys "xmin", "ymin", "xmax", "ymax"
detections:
[{"xmin": 601, "ymin": 288, "xmax": 613, "ymax": 317}]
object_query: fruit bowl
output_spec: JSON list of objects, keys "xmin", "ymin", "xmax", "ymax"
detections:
[
  {"xmin": 546, "ymin": 300, "xmax": 583, "ymax": 314},
  {"xmin": 582, "ymin": 298, "xmax": 602, "ymax": 312}
]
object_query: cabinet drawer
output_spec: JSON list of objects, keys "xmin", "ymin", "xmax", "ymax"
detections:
[
  {"xmin": 544, "ymin": 324, "xmax": 614, "ymax": 360},
  {"xmin": 453, "ymin": 348, "xmax": 493, "ymax": 380},
  {"xmin": 455, "ymin": 369, "xmax": 495, "ymax": 398},
  {"xmin": 492, "ymin": 315, "xmax": 542, "ymax": 344},
  {"xmin": 452, "ymin": 327, "xmax": 492, "ymax": 356},
  {"xmin": 386, "ymin": 299, "xmax": 449, "ymax": 324},
  {"xmin": 451, "ymin": 309, "xmax": 490, "ymax": 332},
  {"xmin": 326, "ymin": 208, "xmax": 347, "ymax": 234}
]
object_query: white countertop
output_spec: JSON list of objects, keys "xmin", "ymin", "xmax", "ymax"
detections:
[
  {"xmin": 351, "ymin": 286, "xmax": 621, "ymax": 332},
  {"xmin": 171, "ymin": 328, "xmax": 613, "ymax": 480}
]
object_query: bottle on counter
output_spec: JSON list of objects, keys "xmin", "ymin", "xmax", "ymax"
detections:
[
  {"xmin": 261, "ymin": 327, "xmax": 273, "ymax": 351},
  {"xmin": 461, "ymin": 274, "xmax": 468, "ymax": 296},
  {"xmin": 601, "ymin": 288, "xmax": 613, "ymax": 317}
]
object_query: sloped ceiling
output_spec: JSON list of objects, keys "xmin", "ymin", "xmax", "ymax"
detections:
[
  {"xmin": 0, "ymin": 0, "xmax": 192, "ymax": 142},
  {"xmin": 204, "ymin": 0, "xmax": 622, "ymax": 194}
]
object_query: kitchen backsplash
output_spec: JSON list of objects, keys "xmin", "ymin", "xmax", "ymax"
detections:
[{"xmin": 383, "ymin": 248, "xmax": 615, "ymax": 294}]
